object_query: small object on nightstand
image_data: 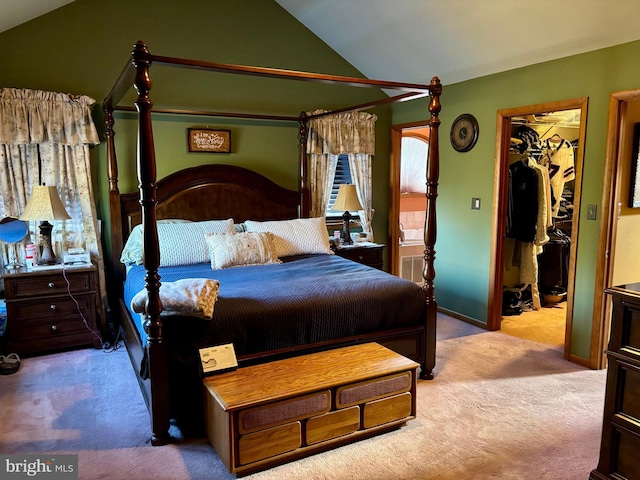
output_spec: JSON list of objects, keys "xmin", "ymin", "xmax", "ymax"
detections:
[{"xmin": 63, "ymin": 251, "xmax": 91, "ymax": 265}]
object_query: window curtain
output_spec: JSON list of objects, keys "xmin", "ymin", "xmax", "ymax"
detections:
[
  {"xmin": 0, "ymin": 88, "xmax": 105, "ymax": 322},
  {"xmin": 309, "ymin": 153, "xmax": 338, "ymax": 219},
  {"xmin": 306, "ymin": 110, "xmax": 377, "ymax": 240}
]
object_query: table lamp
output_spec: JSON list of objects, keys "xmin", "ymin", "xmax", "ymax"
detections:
[
  {"xmin": 19, "ymin": 185, "xmax": 71, "ymax": 265},
  {"xmin": 332, "ymin": 184, "xmax": 362, "ymax": 245}
]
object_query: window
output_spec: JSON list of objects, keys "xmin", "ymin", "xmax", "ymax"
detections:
[
  {"xmin": 400, "ymin": 136, "xmax": 429, "ymax": 194},
  {"xmin": 326, "ymin": 154, "xmax": 353, "ymax": 217}
]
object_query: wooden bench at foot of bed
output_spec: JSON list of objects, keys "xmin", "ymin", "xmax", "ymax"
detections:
[{"xmin": 203, "ymin": 342, "xmax": 419, "ymax": 476}]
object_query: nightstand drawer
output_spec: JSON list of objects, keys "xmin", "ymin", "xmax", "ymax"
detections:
[
  {"xmin": 334, "ymin": 244, "xmax": 385, "ymax": 270},
  {"xmin": 9, "ymin": 294, "xmax": 94, "ymax": 323},
  {"xmin": 10, "ymin": 317, "xmax": 92, "ymax": 342},
  {"xmin": 6, "ymin": 270, "xmax": 94, "ymax": 298}
]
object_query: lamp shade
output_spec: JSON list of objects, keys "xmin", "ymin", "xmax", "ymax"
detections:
[
  {"xmin": 332, "ymin": 184, "xmax": 362, "ymax": 212},
  {"xmin": 19, "ymin": 186, "xmax": 71, "ymax": 222}
]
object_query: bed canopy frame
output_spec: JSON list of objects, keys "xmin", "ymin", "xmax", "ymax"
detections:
[{"xmin": 103, "ymin": 41, "xmax": 442, "ymax": 445}]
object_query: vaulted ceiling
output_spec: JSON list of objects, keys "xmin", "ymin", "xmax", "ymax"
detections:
[
  {"xmin": 274, "ymin": 0, "xmax": 640, "ymax": 86},
  {"xmin": 5, "ymin": 0, "xmax": 640, "ymax": 86}
]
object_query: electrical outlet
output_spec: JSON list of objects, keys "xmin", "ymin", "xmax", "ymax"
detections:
[
  {"xmin": 587, "ymin": 204, "xmax": 597, "ymax": 220},
  {"xmin": 471, "ymin": 198, "xmax": 481, "ymax": 210}
]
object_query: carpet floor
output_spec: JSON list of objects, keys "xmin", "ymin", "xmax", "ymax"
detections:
[{"xmin": 0, "ymin": 313, "xmax": 607, "ymax": 479}]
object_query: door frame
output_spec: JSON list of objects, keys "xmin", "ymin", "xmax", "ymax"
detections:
[
  {"xmin": 389, "ymin": 121, "xmax": 430, "ymax": 276},
  {"xmin": 592, "ymin": 88, "xmax": 640, "ymax": 369},
  {"xmin": 487, "ymin": 97, "xmax": 589, "ymax": 363}
]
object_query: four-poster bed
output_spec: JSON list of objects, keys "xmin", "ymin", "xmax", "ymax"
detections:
[{"xmin": 103, "ymin": 41, "xmax": 442, "ymax": 445}]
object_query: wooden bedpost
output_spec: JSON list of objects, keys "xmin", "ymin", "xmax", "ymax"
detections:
[
  {"xmin": 132, "ymin": 41, "xmax": 170, "ymax": 446},
  {"xmin": 104, "ymin": 107, "xmax": 125, "ymax": 304},
  {"xmin": 298, "ymin": 111, "xmax": 310, "ymax": 217},
  {"xmin": 422, "ymin": 76, "xmax": 442, "ymax": 380}
]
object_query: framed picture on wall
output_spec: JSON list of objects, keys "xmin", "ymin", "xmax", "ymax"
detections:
[
  {"xmin": 187, "ymin": 128, "xmax": 231, "ymax": 153},
  {"xmin": 630, "ymin": 123, "xmax": 640, "ymax": 208}
]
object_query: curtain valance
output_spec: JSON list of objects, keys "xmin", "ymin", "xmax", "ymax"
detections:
[
  {"xmin": 0, "ymin": 88, "xmax": 100, "ymax": 146},
  {"xmin": 306, "ymin": 110, "xmax": 377, "ymax": 155}
]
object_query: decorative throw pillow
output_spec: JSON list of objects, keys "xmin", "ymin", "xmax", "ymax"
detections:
[
  {"xmin": 244, "ymin": 217, "xmax": 332, "ymax": 257},
  {"xmin": 120, "ymin": 219, "xmax": 235, "ymax": 266},
  {"xmin": 205, "ymin": 231, "xmax": 281, "ymax": 269}
]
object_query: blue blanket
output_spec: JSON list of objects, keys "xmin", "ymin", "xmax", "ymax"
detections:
[{"xmin": 124, "ymin": 254, "xmax": 426, "ymax": 356}]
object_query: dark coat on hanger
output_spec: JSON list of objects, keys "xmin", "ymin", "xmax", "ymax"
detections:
[{"xmin": 507, "ymin": 159, "xmax": 538, "ymax": 243}]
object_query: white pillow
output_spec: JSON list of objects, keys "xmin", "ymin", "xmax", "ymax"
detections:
[
  {"xmin": 205, "ymin": 232, "xmax": 281, "ymax": 269},
  {"xmin": 120, "ymin": 219, "xmax": 193, "ymax": 265},
  {"xmin": 120, "ymin": 219, "xmax": 235, "ymax": 266},
  {"xmin": 120, "ymin": 224, "xmax": 145, "ymax": 265},
  {"xmin": 244, "ymin": 217, "xmax": 332, "ymax": 257}
]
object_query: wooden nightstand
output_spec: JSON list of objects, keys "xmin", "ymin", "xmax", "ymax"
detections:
[
  {"xmin": 333, "ymin": 243, "xmax": 385, "ymax": 270},
  {"xmin": 3, "ymin": 264, "xmax": 101, "ymax": 356}
]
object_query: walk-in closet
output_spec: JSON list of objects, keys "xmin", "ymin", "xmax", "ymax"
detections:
[{"xmin": 500, "ymin": 108, "xmax": 582, "ymax": 349}]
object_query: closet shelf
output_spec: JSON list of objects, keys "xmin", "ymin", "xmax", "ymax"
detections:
[{"xmin": 512, "ymin": 118, "xmax": 580, "ymax": 129}]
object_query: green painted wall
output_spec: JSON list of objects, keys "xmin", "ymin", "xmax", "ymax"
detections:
[
  {"xmin": 394, "ymin": 40, "xmax": 640, "ymax": 360},
  {"xmin": 0, "ymin": 0, "xmax": 391, "ymax": 264}
]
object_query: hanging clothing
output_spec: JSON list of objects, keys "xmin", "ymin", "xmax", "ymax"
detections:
[
  {"xmin": 528, "ymin": 157, "xmax": 551, "ymax": 249},
  {"xmin": 506, "ymin": 159, "xmax": 538, "ymax": 243},
  {"xmin": 506, "ymin": 156, "xmax": 549, "ymax": 311},
  {"xmin": 541, "ymin": 138, "xmax": 575, "ymax": 217}
]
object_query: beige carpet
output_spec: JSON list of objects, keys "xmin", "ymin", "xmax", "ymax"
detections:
[{"xmin": 0, "ymin": 313, "xmax": 607, "ymax": 480}]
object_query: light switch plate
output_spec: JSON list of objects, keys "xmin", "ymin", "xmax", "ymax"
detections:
[
  {"xmin": 587, "ymin": 204, "xmax": 597, "ymax": 220},
  {"xmin": 471, "ymin": 198, "xmax": 481, "ymax": 210}
]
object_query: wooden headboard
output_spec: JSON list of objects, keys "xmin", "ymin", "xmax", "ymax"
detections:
[
  {"xmin": 118, "ymin": 164, "xmax": 301, "ymax": 237},
  {"xmin": 111, "ymin": 164, "xmax": 302, "ymax": 287}
]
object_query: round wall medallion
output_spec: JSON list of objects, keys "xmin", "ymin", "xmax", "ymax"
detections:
[{"xmin": 450, "ymin": 114, "xmax": 479, "ymax": 152}]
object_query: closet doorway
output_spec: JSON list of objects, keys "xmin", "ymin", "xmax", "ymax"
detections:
[
  {"xmin": 389, "ymin": 121, "xmax": 430, "ymax": 278},
  {"xmin": 488, "ymin": 98, "xmax": 588, "ymax": 360}
]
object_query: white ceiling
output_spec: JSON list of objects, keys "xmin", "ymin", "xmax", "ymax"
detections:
[
  {"xmin": 274, "ymin": 0, "xmax": 640, "ymax": 86},
  {"xmin": 5, "ymin": 1, "xmax": 640, "ymax": 87},
  {"xmin": 1, "ymin": 0, "xmax": 75, "ymax": 34}
]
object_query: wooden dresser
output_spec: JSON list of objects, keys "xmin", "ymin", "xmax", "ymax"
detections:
[
  {"xmin": 590, "ymin": 282, "xmax": 640, "ymax": 480},
  {"xmin": 3, "ymin": 264, "xmax": 101, "ymax": 356},
  {"xmin": 203, "ymin": 342, "xmax": 418, "ymax": 476}
]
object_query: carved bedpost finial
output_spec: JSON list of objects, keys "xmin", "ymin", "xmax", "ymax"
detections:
[
  {"xmin": 103, "ymin": 106, "xmax": 118, "ymax": 192},
  {"xmin": 298, "ymin": 111, "xmax": 310, "ymax": 217},
  {"xmin": 132, "ymin": 41, "xmax": 153, "ymax": 100},
  {"xmin": 298, "ymin": 111, "xmax": 308, "ymax": 145},
  {"xmin": 428, "ymin": 77, "xmax": 442, "ymax": 121}
]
